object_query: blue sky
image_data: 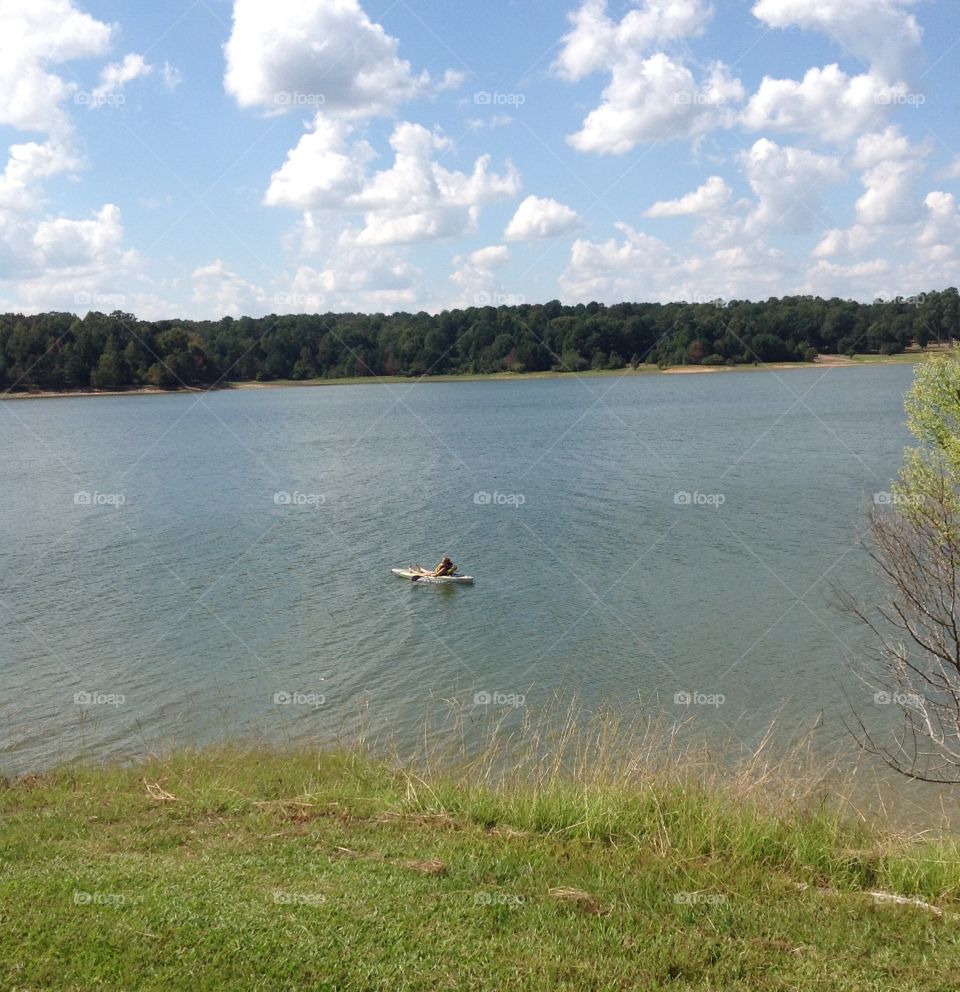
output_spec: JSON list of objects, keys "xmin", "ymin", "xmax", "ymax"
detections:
[{"xmin": 1, "ymin": 0, "xmax": 959, "ymax": 318}]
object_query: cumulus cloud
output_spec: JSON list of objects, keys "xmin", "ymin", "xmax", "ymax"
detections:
[
  {"xmin": 264, "ymin": 116, "xmax": 374, "ymax": 210},
  {"xmin": 0, "ymin": 138, "xmax": 79, "ymax": 214},
  {"xmin": 33, "ymin": 203, "xmax": 124, "ymax": 268},
  {"xmin": 504, "ymin": 196, "xmax": 580, "ymax": 240},
  {"xmin": 554, "ymin": 0, "xmax": 741, "ymax": 154},
  {"xmin": 89, "ymin": 53, "xmax": 152, "ymax": 106},
  {"xmin": 918, "ymin": 191, "xmax": 960, "ymax": 252},
  {"xmin": 0, "ymin": 0, "xmax": 113, "ymax": 133},
  {"xmin": 290, "ymin": 248, "xmax": 422, "ymax": 312},
  {"xmin": 645, "ymin": 176, "xmax": 731, "ymax": 217},
  {"xmin": 264, "ymin": 118, "xmax": 519, "ymax": 250},
  {"xmin": 0, "ymin": 1, "xmax": 155, "ymax": 312},
  {"xmin": 450, "ymin": 244, "xmax": 513, "ymax": 307},
  {"xmin": 224, "ymin": 0, "xmax": 433, "ymax": 118},
  {"xmin": 742, "ymin": 65, "xmax": 911, "ymax": 144},
  {"xmin": 192, "ymin": 259, "xmax": 268, "ymax": 318},
  {"xmin": 559, "ymin": 220, "xmax": 793, "ymax": 304},
  {"xmin": 560, "ymin": 222, "xmax": 675, "ymax": 300},
  {"xmin": 751, "ymin": 0, "xmax": 923, "ymax": 80},
  {"xmin": 569, "ymin": 55, "xmax": 743, "ymax": 154},
  {"xmin": 851, "ymin": 126, "xmax": 929, "ymax": 226},
  {"xmin": 341, "ymin": 122, "xmax": 520, "ymax": 247},
  {"xmin": 554, "ymin": 0, "xmax": 713, "ymax": 81},
  {"xmin": 741, "ymin": 138, "xmax": 844, "ymax": 235}
]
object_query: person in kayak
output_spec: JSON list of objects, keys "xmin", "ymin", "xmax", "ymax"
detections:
[{"xmin": 432, "ymin": 555, "xmax": 457, "ymax": 577}]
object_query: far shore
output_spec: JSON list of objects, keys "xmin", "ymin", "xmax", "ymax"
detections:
[{"xmin": 0, "ymin": 351, "xmax": 932, "ymax": 401}]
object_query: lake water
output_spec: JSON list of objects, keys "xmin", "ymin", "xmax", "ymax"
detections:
[{"xmin": 1, "ymin": 366, "xmax": 916, "ymax": 777}]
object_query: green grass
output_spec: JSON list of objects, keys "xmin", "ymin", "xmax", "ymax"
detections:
[{"xmin": 2, "ymin": 736, "xmax": 958, "ymax": 991}]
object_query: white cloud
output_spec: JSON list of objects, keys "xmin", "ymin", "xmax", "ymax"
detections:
[
  {"xmin": 0, "ymin": 138, "xmax": 79, "ymax": 214},
  {"xmin": 0, "ymin": 1, "xmax": 152, "ymax": 312},
  {"xmin": 554, "ymin": 0, "xmax": 713, "ymax": 81},
  {"xmin": 751, "ymin": 0, "xmax": 923, "ymax": 79},
  {"xmin": 645, "ymin": 175, "xmax": 731, "ymax": 217},
  {"xmin": 89, "ymin": 53, "xmax": 152, "ymax": 106},
  {"xmin": 0, "ymin": 0, "xmax": 113, "ymax": 133},
  {"xmin": 342, "ymin": 122, "xmax": 520, "ymax": 247},
  {"xmin": 264, "ymin": 116, "xmax": 374, "ymax": 210},
  {"xmin": 291, "ymin": 247, "xmax": 422, "ymax": 312},
  {"xmin": 555, "ymin": 0, "xmax": 740, "ymax": 154},
  {"xmin": 224, "ymin": 0, "xmax": 433, "ymax": 118},
  {"xmin": 33, "ymin": 203, "xmax": 124, "ymax": 268},
  {"xmin": 918, "ymin": 191, "xmax": 960, "ymax": 251},
  {"xmin": 742, "ymin": 65, "xmax": 910, "ymax": 144},
  {"xmin": 560, "ymin": 222, "xmax": 675, "ymax": 300},
  {"xmin": 504, "ymin": 195, "xmax": 580, "ymax": 240},
  {"xmin": 741, "ymin": 138, "xmax": 844, "ymax": 235},
  {"xmin": 450, "ymin": 244, "xmax": 512, "ymax": 306},
  {"xmin": 851, "ymin": 127, "xmax": 929, "ymax": 226},
  {"xmin": 568, "ymin": 55, "xmax": 743, "ymax": 154},
  {"xmin": 812, "ymin": 225, "xmax": 878, "ymax": 258},
  {"xmin": 192, "ymin": 259, "xmax": 268, "ymax": 318},
  {"xmin": 559, "ymin": 220, "xmax": 794, "ymax": 304},
  {"xmin": 162, "ymin": 62, "xmax": 183, "ymax": 92},
  {"xmin": 468, "ymin": 245, "xmax": 511, "ymax": 268},
  {"xmin": 265, "ymin": 119, "xmax": 519, "ymax": 249}
]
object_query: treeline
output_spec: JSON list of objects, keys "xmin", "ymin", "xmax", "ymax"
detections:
[{"xmin": 2, "ymin": 290, "xmax": 958, "ymax": 392}]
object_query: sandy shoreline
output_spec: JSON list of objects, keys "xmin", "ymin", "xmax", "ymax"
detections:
[{"xmin": 0, "ymin": 353, "xmax": 926, "ymax": 401}]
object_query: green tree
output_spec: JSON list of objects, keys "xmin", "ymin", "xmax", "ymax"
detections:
[{"xmin": 843, "ymin": 353, "xmax": 960, "ymax": 783}]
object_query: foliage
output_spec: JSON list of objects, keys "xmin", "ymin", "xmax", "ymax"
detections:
[
  {"xmin": 0, "ymin": 289, "xmax": 957, "ymax": 392},
  {"xmin": 845, "ymin": 351, "xmax": 960, "ymax": 782}
]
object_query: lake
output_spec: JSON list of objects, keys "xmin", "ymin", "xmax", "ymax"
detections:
[{"xmin": 1, "ymin": 365, "xmax": 915, "ymax": 776}]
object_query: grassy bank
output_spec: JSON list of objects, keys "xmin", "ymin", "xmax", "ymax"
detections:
[{"xmin": 2, "ymin": 730, "xmax": 958, "ymax": 991}]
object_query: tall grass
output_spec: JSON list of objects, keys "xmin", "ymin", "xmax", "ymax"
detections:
[{"xmin": 363, "ymin": 697, "xmax": 960, "ymax": 901}]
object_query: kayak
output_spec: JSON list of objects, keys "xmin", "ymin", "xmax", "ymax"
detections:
[{"xmin": 392, "ymin": 567, "xmax": 475, "ymax": 585}]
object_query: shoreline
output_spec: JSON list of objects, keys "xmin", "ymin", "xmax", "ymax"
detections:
[{"xmin": 0, "ymin": 352, "xmax": 929, "ymax": 402}]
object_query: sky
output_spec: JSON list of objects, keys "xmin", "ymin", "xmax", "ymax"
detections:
[{"xmin": 1, "ymin": 0, "xmax": 959, "ymax": 320}]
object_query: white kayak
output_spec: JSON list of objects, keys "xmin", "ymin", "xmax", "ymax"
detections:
[{"xmin": 392, "ymin": 567, "xmax": 475, "ymax": 585}]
